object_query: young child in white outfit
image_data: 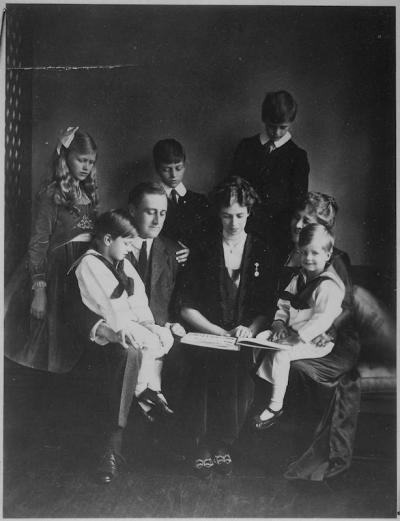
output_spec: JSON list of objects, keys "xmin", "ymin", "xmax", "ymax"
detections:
[
  {"xmin": 74, "ymin": 209, "xmax": 174, "ymax": 419},
  {"xmin": 254, "ymin": 223, "xmax": 345, "ymax": 429}
]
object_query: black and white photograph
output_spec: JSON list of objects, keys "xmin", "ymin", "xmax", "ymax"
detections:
[{"xmin": 2, "ymin": 1, "xmax": 397, "ymax": 518}]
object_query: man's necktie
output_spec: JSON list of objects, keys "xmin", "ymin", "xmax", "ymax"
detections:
[
  {"xmin": 171, "ymin": 189, "xmax": 179, "ymax": 207},
  {"xmin": 137, "ymin": 240, "xmax": 148, "ymax": 282}
]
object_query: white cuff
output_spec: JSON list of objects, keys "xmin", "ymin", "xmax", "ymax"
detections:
[{"xmin": 90, "ymin": 319, "xmax": 109, "ymax": 345}]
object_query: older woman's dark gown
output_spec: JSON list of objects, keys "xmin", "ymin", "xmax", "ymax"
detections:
[{"xmin": 278, "ymin": 247, "xmax": 361, "ymax": 480}]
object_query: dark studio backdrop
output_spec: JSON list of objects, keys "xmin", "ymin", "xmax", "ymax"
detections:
[{"xmin": 5, "ymin": 4, "xmax": 395, "ymax": 281}]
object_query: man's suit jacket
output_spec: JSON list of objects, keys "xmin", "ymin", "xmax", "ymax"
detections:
[{"xmin": 129, "ymin": 235, "xmax": 181, "ymax": 326}]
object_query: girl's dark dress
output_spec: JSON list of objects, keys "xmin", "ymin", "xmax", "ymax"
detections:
[
  {"xmin": 180, "ymin": 232, "xmax": 279, "ymax": 447},
  {"xmin": 5, "ymin": 184, "xmax": 96, "ymax": 374}
]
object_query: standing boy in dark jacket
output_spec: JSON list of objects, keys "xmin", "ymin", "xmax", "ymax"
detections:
[{"xmin": 232, "ymin": 90, "xmax": 309, "ymax": 257}]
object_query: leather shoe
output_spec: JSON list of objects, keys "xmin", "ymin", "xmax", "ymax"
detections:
[
  {"xmin": 137, "ymin": 388, "xmax": 174, "ymax": 417},
  {"xmin": 253, "ymin": 407, "xmax": 283, "ymax": 430},
  {"xmin": 96, "ymin": 449, "xmax": 125, "ymax": 484}
]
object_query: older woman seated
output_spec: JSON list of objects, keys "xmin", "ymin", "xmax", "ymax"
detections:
[{"xmin": 254, "ymin": 191, "xmax": 394, "ymax": 481}]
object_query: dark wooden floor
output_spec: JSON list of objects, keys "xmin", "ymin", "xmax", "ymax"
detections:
[{"xmin": 3, "ymin": 359, "xmax": 397, "ymax": 518}]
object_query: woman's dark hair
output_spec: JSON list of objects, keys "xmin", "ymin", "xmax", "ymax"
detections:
[
  {"xmin": 128, "ymin": 181, "xmax": 167, "ymax": 208},
  {"xmin": 298, "ymin": 223, "xmax": 334, "ymax": 252},
  {"xmin": 261, "ymin": 90, "xmax": 297, "ymax": 124},
  {"xmin": 94, "ymin": 209, "xmax": 137, "ymax": 241},
  {"xmin": 210, "ymin": 176, "xmax": 260, "ymax": 212},
  {"xmin": 296, "ymin": 192, "xmax": 338, "ymax": 231},
  {"xmin": 153, "ymin": 139, "xmax": 186, "ymax": 169}
]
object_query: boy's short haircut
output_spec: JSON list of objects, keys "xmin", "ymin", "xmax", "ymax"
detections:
[
  {"xmin": 153, "ymin": 139, "xmax": 186, "ymax": 169},
  {"xmin": 297, "ymin": 192, "xmax": 338, "ymax": 231},
  {"xmin": 261, "ymin": 90, "xmax": 297, "ymax": 124},
  {"xmin": 298, "ymin": 223, "xmax": 334, "ymax": 253},
  {"xmin": 94, "ymin": 209, "xmax": 136, "ymax": 240},
  {"xmin": 128, "ymin": 181, "xmax": 167, "ymax": 208}
]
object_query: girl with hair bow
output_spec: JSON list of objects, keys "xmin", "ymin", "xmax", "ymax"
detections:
[{"xmin": 5, "ymin": 127, "xmax": 99, "ymax": 374}]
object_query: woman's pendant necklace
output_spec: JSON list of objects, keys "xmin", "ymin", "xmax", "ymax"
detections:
[{"xmin": 223, "ymin": 233, "xmax": 246, "ymax": 254}]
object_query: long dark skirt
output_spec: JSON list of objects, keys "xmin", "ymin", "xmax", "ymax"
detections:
[
  {"xmin": 284, "ymin": 326, "xmax": 361, "ymax": 481},
  {"xmin": 185, "ymin": 346, "xmax": 254, "ymax": 448},
  {"xmin": 5, "ymin": 242, "xmax": 89, "ymax": 374}
]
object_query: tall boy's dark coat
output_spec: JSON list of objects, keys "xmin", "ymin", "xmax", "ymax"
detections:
[
  {"xmin": 162, "ymin": 190, "xmax": 209, "ymax": 247},
  {"xmin": 232, "ymin": 135, "xmax": 309, "ymax": 248}
]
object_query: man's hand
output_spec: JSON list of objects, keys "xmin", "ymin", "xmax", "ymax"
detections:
[
  {"xmin": 97, "ymin": 322, "xmax": 141, "ymax": 350},
  {"xmin": 176, "ymin": 242, "xmax": 190, "ymax": 265},
  {"xmin": 117, "ymin": 329, "xmax": 142, "ymax": 350},
  {"xmin": 229, "ymin": 325, "xmax": 253, "ymax": 338},
  {"xmin": 31, "ymin": 288, "xmax": 47, "ymax": 319}
]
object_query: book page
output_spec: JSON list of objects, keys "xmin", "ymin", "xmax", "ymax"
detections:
[
  {"xmin": 236, "ymin": 337, "xmax": 293, "ymax": 350},
  {"xmin": 180, "ymin": 332, "xmax": 239, "ymax": 351}
]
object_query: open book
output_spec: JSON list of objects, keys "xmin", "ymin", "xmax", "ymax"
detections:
[
  {"xmin": 180, "ymin": 333, "xmax": 240, "ymax": 351},
  {"xmin": 180, "ymin": 333, "xmax": 292, "ymax": 351}
]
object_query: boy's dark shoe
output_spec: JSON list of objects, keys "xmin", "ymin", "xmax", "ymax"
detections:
[{"xmin": 137, "ymin": 388, "xmax": 174, "ymax": 417}]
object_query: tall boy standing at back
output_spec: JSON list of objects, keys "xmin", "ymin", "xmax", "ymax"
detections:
[
  {"xmin": 232, "ymin": 90, "xmax": 309, "ymax": 257},
  {"xmin": 153, "ymin": 139, "xmax": 209, "ymax": 251}
]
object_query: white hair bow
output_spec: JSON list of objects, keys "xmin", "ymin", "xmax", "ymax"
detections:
[{"xmin": 56, "ymin": 126, "xmax": 79, "ymax": 155}]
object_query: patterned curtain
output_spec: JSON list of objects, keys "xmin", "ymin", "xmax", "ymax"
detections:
[{"xmin": 4, "ymin": 7, "xmax": 33, "ymax": 279}]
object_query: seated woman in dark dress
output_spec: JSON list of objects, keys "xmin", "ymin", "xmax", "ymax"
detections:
[
  {"xmin": 254, "ymin": 191, "xmax": 379, "ymax": 481},
  {"xmin": 180, "ymin": 176, "xmax": 279, "ymax": 478}
]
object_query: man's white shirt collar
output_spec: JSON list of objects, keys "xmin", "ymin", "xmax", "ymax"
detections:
[
  {"xmin": 129, "ymin": 237, "xmax": 154, "ymax": 259},
  {"xmin": 161, "ymin": 182, "xmax": 187, "ymax": 198},
  {"xmin": 259, "ymin": 131, "xmax": 291, "ymax": 149}
]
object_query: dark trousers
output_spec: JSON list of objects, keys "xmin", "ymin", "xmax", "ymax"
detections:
[{"xmin": 71, "ymin": 342, "xmax": 142, "ymax": 453}]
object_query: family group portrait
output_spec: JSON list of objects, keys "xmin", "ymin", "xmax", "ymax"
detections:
[{"xmin": 2, "ymin": 2, "xmax": 397, "ymax": 518}]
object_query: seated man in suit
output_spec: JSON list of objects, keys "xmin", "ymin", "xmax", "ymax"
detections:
[
  {"xmin": 153, "ymin": 139, "xmax": 209, "ymax": 255},
  {"xmin": 76, "ymin": 182, "xmax": 188, "ymax": 484}
]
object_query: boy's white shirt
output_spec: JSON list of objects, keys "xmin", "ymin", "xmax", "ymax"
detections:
[
  {"xmin": 275, "ymin": 266, "xmax": 345, "ymax": 343},
  {"xmin": 161, "ymin": 181, "xmax": 187, "ymax": 198},
  {"xmin": 75, "ymin": 249, "xmax": 154, "ymax": 335},
  {"xmin": 259, "ymin": 131, "xmax": 292, "ymax": 148}
]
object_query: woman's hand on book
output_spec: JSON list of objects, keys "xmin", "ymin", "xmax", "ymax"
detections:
[{"xmin": 230, "ymin": 325, "xmax": 253, "ymax": 338}]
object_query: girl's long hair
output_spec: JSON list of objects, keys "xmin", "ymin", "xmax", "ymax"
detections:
[{"xmin": 41, "ymin": 130, "xmax": 99, "ymax": 213}]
